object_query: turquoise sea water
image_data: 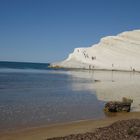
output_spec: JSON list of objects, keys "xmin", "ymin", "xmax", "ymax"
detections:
[
  {"xmin": 0, "ymin": 61, "xmax": 105, "ymax": 132},
  {"xmin": 0, "ymin": 61, "xmax": 50, "ymax": 70}
]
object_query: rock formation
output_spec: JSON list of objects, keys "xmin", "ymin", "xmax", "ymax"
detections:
[
  {"xmin": 51, "ymin": 29, "xmax": 140, "ymax": 71},
  {"xmin": 104, "ymin": 97, "xmax": 133, "ymax": 112}
]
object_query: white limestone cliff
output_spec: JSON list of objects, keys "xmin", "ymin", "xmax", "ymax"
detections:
[{"xmin": 52, "ymin": 29, "xmax": 140, "ymax": 71}]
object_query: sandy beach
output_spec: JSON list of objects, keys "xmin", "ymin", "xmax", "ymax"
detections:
[{"xmin": 0, "ymin": 112, "xmax": 139, "ymax": 140}]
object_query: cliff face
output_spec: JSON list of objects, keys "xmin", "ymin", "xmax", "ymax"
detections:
[{"xmin": 52, "ymin": 29, "xmax": 140, "ymax": 71}]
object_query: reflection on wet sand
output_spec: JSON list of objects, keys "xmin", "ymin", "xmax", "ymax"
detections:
[{"xmin": 69, "ymin": 70, "xmax": 140, "ymax": 111}]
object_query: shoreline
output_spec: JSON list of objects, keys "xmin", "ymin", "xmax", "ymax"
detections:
[
  {"xmin": 0, "ymin": 112, "xmax": 140, "ymax": 140},
  {"xmin": 49, "ymin": 66, "xmax": 140, "ymax": 73}
]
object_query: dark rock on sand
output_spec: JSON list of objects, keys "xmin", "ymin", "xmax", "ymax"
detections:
[{"xmin": 104, "ymin": 97, "xmax": 133, "ymax": 112}]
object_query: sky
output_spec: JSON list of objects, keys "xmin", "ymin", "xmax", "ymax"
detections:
[{"xmin": 0, "ymin": 0, "xmax": 140, "ymax": 63}]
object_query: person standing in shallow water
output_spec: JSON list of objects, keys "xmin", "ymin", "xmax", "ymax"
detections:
[{"xmin": 89, "ymin": 65, "xmax": 91, "ymax": 69}]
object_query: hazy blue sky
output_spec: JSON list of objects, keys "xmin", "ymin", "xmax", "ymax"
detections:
[{"xmin": 0, "ymin": 0, "xmax": 140, "ymax": 63}]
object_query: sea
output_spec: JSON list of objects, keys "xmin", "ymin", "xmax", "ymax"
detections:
[
  {"xmin": 0, "ymin": 61, "xmax": 105, "ymax": 132},
  {"xmin": 0, "ymin": 61, "xmax": 140, "ymax": 132}
]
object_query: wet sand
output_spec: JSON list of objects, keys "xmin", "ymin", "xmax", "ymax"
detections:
[{"xmin": 0, "ymin": 112, "xmax": 140, "ymax": 140}]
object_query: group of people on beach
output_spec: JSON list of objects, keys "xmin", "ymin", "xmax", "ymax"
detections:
[
  {"xmin": 77, "ymin": 49, "xmax": 97, "ymax": 69},
  {"xmin": 77, "ymin": 49, "xmax": 136, "ymax": 71}
]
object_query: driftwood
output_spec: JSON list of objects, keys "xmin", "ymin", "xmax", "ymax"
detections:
[{"xmin": 104, "ymin": 97, "xmax": 133, "ymax": 112}]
